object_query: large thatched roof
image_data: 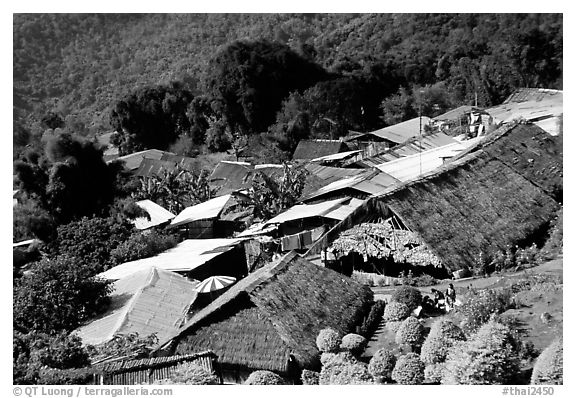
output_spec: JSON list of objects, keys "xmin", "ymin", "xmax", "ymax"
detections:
[
  {"xmin": 156, "ymin": 252, "xmax": 373, "ymax": 375},
  {"xmin": 306, "ymin": 123, "xmax": 561, "ymax": 271},
  {"xmin": 453, "ymin": 122, "xmax": 562, "ymax": 200}
]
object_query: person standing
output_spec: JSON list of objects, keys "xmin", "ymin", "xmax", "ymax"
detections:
[{"xmin": 445, "ymin": 283, "xmax": 456, "ymax": 311}]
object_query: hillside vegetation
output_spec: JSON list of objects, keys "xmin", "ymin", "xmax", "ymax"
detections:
[{"xmin": 14, "ymin": 14, "xmax": 562, "ymax": 155}]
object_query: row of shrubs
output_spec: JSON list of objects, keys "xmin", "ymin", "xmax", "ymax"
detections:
[{"xmin": 358, "ymin": 300, "xmax": 385, "ymax": 338}]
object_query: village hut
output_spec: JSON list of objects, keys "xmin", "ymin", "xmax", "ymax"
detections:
[
  {"xmin": 74, "ymin": 267, "xmax": 200, "ymax": 346},
  {"xmin": 131, "ymin": 200, "xmax": 175, "ymax": 230},
  {"xmin": 99, "ymin": 238, "xmax": 247, "ymax": 281},
  {"xmin": 155, "ymin": 252, "xmax": 373, "ymax": 384},
  {"xmin": 94, "ymin": 351, "xmax": 221, "ymax": 385},
  {"xmin": 169, "ymin": 194, "xmax": 250, "ymax": 239},
  {"xmin": 306, "ymin": 123, "xmax": 561, "ymax": 272}
]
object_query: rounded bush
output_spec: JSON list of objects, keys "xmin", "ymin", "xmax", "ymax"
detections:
[
  {"xmin": 368, "ymin": 349, "xmax": 396, "ymax": 382},
  {"xmin": 153, "ymin": 362, "xmax": 219, "ymax": 385},
  {"xmin": 301, "ymin": 369, "xmax": 320, "ymax": 385},
  {"xmin": 531, "ymin": 338, "xmax": 563, "ymax": 385},
  {"xmin": 359, "ymin": 300, "xmax": 386, "ymax": 337},
  {"xmin": 245, "ymin": 370, "xmax": 285, "ymax": 385},
  {"xmin": 316, "ymin": 328, "xmax": 342, "ymax": 353},
  {"xmin": 441, "ymin": 319, "xmax": 521, "ymax": 385},
  {"xmin": 320, "ymin": 352, "xmax": 337, "ymax": 366},
  {"xmin": 392, "ymin": 353, "xmax": 425, "ymax": 385},
  {"xmin": 424, "ymin": 363, "xmax": 445, "ymax": 384},
  {"xmin": 319, "ymin": 352, "xmax": 372, "ymax": 385},
  {"xmin": 395, "ymin": 317, "xmax": 426, "ymax": 348},
  {"xmin": 391, "ymin": 286, "xmax": 423, "ymax": 311},
  {"xmin": 340, "ymin": 333, "xmax": 367, "ymax": 356},
  {"xmin": 383, "ymin": 302, "xmax": 411, "ymax": 322},
  {"xmin": 386, "ymin": 320, "xmax": 403, "ymax": 334},
  {"xmin": 420, "ymin": 319, "xmax": 466, "ymax": 365}
]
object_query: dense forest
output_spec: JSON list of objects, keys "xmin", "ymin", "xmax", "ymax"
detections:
[{"xmin": 14, "ymin": 14, "xmax": 562, "ymax": 159}]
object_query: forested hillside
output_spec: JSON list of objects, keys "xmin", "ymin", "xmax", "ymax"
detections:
[{"xmin": 14, "ymin": 13, "xmax": 562, "ymax": 158}]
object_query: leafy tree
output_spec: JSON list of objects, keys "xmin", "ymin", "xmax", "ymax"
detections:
[
  {"xmin": 109, "ymin": 82, "xmax": 194, "ymax": 154},
  {"xmin": 109, "ymin": 230, "xmax": 178, "ymax": 266},
  {"xmin": 134, "ymin": 166, "xmax": 216, "ymax": 214},
  {"xmin": 50, "ymin": 216, "xmax": 134, "ymax": 273},
  {"xmin": 205, "ymin": 39, "xmax": 328, "ymax": 135},
  {"xmin": 14, "ymin": 132, "xmax": 125, "ymax": 224},
  {"xmin": 14, "ymin": 331, "xmax": 91, "ymax": 385},
  {"xmin": 245, "ymin": 162, "xmax": 308, "ymax": 220},
  {"xmin": 85, "ymin": 333, "xmax": 159, "ymax": 363},
  {"xmin": 13, "ymin": 197, "xmax": 56, "ymax": 242},
  {"xmin": 13, "ymin": 255, "xmax": 112, "ymax": 334}
]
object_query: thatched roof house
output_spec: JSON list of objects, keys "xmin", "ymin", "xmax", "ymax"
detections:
[
  {"xmin": 453, "ymin": 122, "xmax": 562, "ymax": 201},
  {"xmin": 155, "ymin": 252, "xmax": 373, "ymax": 383},
  {"xmin": 306, "ymin": 123, "xmax": 561, "ymax": 272}
]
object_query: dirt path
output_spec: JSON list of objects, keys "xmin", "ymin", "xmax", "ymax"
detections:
[
  {"xmin": 371, "ymin": 256, "xmax": 562, "ymax": 301},
  {"xmin": 365, "ymin": 256, "xmax": 563, "ymax": 358}
]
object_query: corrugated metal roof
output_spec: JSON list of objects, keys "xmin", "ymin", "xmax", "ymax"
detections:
[
  {"xmin": 375, "ymin": 140, "xmax": 481, "ymax": 182},
  {"xmin": 355, "ymin": 132, "xmax": 458, "ymax": 167},
  {"xmin": 502, "ymin": 88, "xmax": 562, "ymax": 104},
  {"xmin": 99, "ymin": 238, "xmax": 243, "ymax": 280},
  {"xmin": 301, "ymin": 171, "xmax": 399, "ymax": 202},
  {"xmin": 170, "ymin": 195, "xmax": 232, "ymax": 228},
  {"xmin": 367, "ymin": 116, "xmax": 433, "ymax": 144},
  {"xmin": 133, "ymin": 200, "xmax": 175, "ymax": 230},
  {"xmin": 322, "ymin": 198, "xmax": 365, "ymax": 220},
  {"xmin": 485, "ymin": 93, "xmax": 562, "ymax": 129},
  {"xmin": 74, "ymin": 267, "xmax": 199, "ymax": 346},
  {"xmin": 264, "ymin": 197, "xmax": 364, "ymax": 224},
  {"xmin": 114, "ymin": 149, "xmax": 171, "ymax": 170}
]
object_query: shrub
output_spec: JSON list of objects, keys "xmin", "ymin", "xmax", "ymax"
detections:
[
  {"xmin": 245, "ymin": 370, "xmax": 285, "ymax": 385},
  {"xmin": 320, "ymin": 352, "xmax": 337, "ymax": 365},
  {"xmin": 420, "ymin": 319, "xmax": 466, "ymax": 365},
  {"xmin": 359, "ymin": 300, "xmax": 386, "ymax": 338},
  {"xmin": 368, "ymin": 349, "xmax": 396, "ymax": 382},
  {"xmin": 329, "ymin": 362, "xmax": 373, "ymax": 385},
  {"xmin": 386, "ymin": 321, "xmax": 403, "ymax": 334},
  {"xmin": 159, "ymin": 362, "xmax": 219, "ymax": 385},
  {"xmin": 441, "ymin": 319, "xmax": 521, "ymax": 385},
  {"xmin": 452, "ymin": 288, "xmax": 513, "ymax": 335},
  {"xmin": 110, "ymin": 230, "xmax": 178, "ymax": 266},
  {"xmin": 391, "ymin": 353, "xmax": 425, "ymax": 385},
  {"xmin": 424, "ymin": 363, "xmax": 444, "ymax": 384},
  {"xmin": 395, "ymin": 317, "xmax": 426, "ymax": 349},
  {"xmin": 301, "ymin": 369, "xmax": 320, "ymax": 385},
  {"xmin": 340, "ymin": 334, "xmax": 367, "ymax": 356},
  {"xmin": 316, "ymin": 328, "xmax": 342, "ymax": 353},
  {"xmin": 37, "ymin": 367, "xmax": 96, "ymax": 385},
  {"xmin": 412, "ymin": 274, "xmax": 438, "ymax": 287},
  {"xmin": 391, "ymin": 286, "xmax": 422, "ymax": 311},
  {"xmin": 383, "ymin": 302, "xmax": 411, "ymax": 322},
  {"xmin": 319, "ymin": 352, "xmax": 372, "ymax": 385},
  {"xmin": 531, "ymin": 338, "xmax": 563, "ymax": 385}
]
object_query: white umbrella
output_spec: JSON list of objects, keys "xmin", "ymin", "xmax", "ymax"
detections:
[{"xmin": 195, "ymin": 275, "xmax": 237, "ymax": 293}]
